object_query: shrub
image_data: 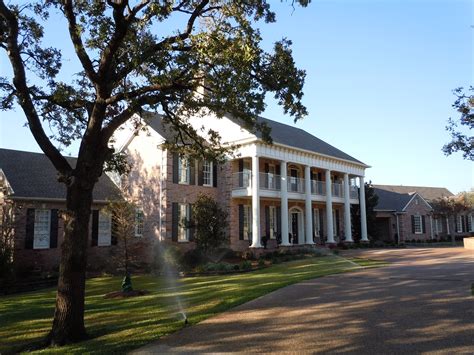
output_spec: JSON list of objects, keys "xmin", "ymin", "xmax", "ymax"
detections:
[
  {"xmin": 240, "ymin": 260, "xmax": 252, "ymax": 270},
  {"xmin": 258, "ymin": 259, "xmax": 265, "ymax": 267},
  {"xmin": 180, "ymin": 249, "xmax": 206, "ymax": 270},
  {"xmin": 233, "ymin": 264, "xmax": 240, "ymax": 271},
  {"xmin": 152, "ymin": 245, "xmax": 183, "ymax": 272},
  {"xmin": 242, "ymin": 250, "xmax": 257, "ymax": 261}
]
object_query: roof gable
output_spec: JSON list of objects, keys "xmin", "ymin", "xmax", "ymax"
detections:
[{"xmin": 372, "ymin": 184, "xmax": 453, "ymax": 202}]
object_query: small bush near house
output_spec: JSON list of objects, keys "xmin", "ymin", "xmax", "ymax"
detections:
[
  {"xmin": 240, "ymin": 260, "xmax": 252, "ymax": 270},
  {"xmin": 152, "ymin": 245, "xmax": 184, "ymax": 272},
  {"xmin": 258, "ymin": 259, "xmax": 265, "ymax": 267}
]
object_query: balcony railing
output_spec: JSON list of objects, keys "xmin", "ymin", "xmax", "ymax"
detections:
[
  {"xmin": 232, "ymin": 172, "xmax": 251, "ymax": 189},
  {"xmin": 260, "ymin": 173, "xmax": 281, "ymax": 190},
  {"xmin": 288, "ymin": 176, "xmax": 305, "ymax": 193},
  {"xmin": 332, "ymin": 183, "xmax": 344, "ymax": 198},
  {"xmin": 310, "ymin": 180, "xmax": 326, "ymax": 196}
]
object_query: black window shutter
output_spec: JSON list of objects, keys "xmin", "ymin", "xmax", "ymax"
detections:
[
  {"xmin": 91, "ymin": 210, "xmax": 99, "ymax": 246},
  {"xmin": 172, "ymin": 153, "xmax": 179, "ymax": 184},
  {"xmin": 25, "ymin": 208, "xmax": 35, "ymax": 249},
  {"xmin": 197, "ymin": 160, "xmax": 204, "ymax": 186},
  {"xmin": 239, "ymin": 204, "xmax": 244, "ymax": 240},
  {"xmin": 310, "ymin": 170, "xmax": 314, "ymax": 181},
  {"xmin": 50, "ymin": 209, "xmax": 58, "ymax": 248},
  {"xmin": 213, "ymin": 163, "xmax": 218, "ymax": 187},
  {"xmin": 312, "ymin": 208, "xmax": 315, "ymax": 237},
  {"xmin": 462, "ymin": 215, "xmax": 467, "ymax": 233},
  {"xmin": 111, "ymin": 211, "xmax": 118, "ymax": 245},
  {"xmin": 276, "ymin": 206, "xmax": 281, "ymax": 236},
  {"xmin": 276, "ymin": 164, "xmax": 280, "ymax": 175},
  {"xmin": 411, "ymin": 215, "xmax": 415, "ymax": 234},
  {"xmin": 238, "ymin": 159, "xmax": 244, "ymax": 187},
  {"xmin": 189, "ymin": 204, "xmax": 195, "ymax": 241},
  {"xmin": 265, "ymin": 206, "xmax": 270, "ymax": 238},
  {"xmin": 189, "ymin": 159, "xmax": 196, "ymax": 185},
  {"xmin": 172, "ymin": 203, "xmax": 179, "ymax": 242},
  {"xmin": 421, "ymin": 216, "xmax": 426, "ymax": 234},
  {"xmin": 336, "ymin": 210, "xmax": 340, "ymax": 236},
  {"xmin": 317, "ymin": 172, "xmax": 322, "ymax": 181}
]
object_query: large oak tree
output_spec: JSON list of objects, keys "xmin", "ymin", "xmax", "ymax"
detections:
[{"xmin": 0, "ymin": 0, "xmax": 309, "ymax": 346}]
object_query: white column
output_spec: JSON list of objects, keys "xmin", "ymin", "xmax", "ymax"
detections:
[
  {"xmin": 280, "ymin": 161, "xmax": 290, "ymax": 246},
  {"xmin": 325, "ymin": 169, "xmax": 335, "ymax": 243},
  {"xmin": 305, "ymin": 166, "xmax": 314, "ymax": 244},
  {"xmin": 250, "ymin": 155, "xmax": 261, "ymax": 248},
  {"xmin": 343, "ymin": 173, "xmax": 353, "ymax": 243},
  {"xmin": 359, "ymin": 176, "xmax": 369, "ymax": 242}
]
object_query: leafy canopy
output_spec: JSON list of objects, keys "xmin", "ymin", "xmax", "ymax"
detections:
[
  {"xmin": 443, "ymin": 87, "xmax": 474, "ymax": 161},
  {"xmin": 0, "ymin": 0, "xmax": 309, "ymax": 178}
]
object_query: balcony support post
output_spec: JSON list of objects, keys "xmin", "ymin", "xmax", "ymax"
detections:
[
  {"xmin": 305, "ymin": 166, "xmax": 314, "ymax": 244},
  {"xmin": 325, "ymin": 169, "xmax": 335, "ymax": 244},
  {"xmin": 359, "ymin": 176, "xmax": 369, "ymax": 242},
  {"xmin": 343, "ymin": 173, "xmax": 353, "ymax": 243},
  {"xmin": 280, "ymin": 161, "xmax": 290, "ymax": 246},
  {"xmin": 250, "ymin": 155, "xmax": 262, "ymax": 248}
]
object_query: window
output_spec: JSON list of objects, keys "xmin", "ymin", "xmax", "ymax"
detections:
[
  {"xmin": 203, "ymin": 161, "xmax": 213, "ymax": 186},
  {"xmin": 456, "ymin": 215, "xmax": 463, "ymax": 233},
  {"xmin": 290, "ymin": 168, "xmax": 299, "ymax": 192},
  {"xmin": 269, "ymin": 206, "xmax": 277, "ymax": 239},
  {"xmin": 243, "ymin": 160, "xmax": 251, "ymax": 188},
  {"xmin": 33, "ymin": 209, "xmax": 50, "ymax": 249},
  {"xmin": 313, "ymin": 209, "xmax": 320, "ymax": 237},
  {"xmin": 98, "ymin": 211, "xmax": 112, "ymax": 246},
  {"xmin": 413, "ymin": 215, "xmax": 423, "ymax": 234},
  {"xmin": 243, "ymin": 205, "xmax": 252, "ymax": 240},
  {"xmin": 178, "ymin": 204, "xmax": 190, "ymax": 242},
  {"xmin": 178, "ymin": 157, "xmax": 190, "ymax": 184},
  {"xmin": 135, "ymin": 209, "xmax": 144, "ymax": 237},
  {"xmin": 435, "ymin": 218, "xmax": 442, "ymax": 234}
]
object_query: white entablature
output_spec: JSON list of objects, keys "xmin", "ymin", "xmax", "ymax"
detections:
[{"xmin": 234, "ymin": 141, "xmax": 367, "ymax": 177}]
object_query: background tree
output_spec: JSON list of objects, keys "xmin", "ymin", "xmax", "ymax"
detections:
[
  {"xmin": 351, "ymin": 182, "xmax": 379, "ymax": 242},
  {"xmin": 105, "ymin": 199, "xmax": 141, "ymax": 292},
  {"xmin": 443, "ymin": 87, "xmax": 473, "ymax": 161},
  {"xmin": 0, "ymin": 0, "xmax": 309, "ymax": 345},
  {"xmin": 190, "ymin": 193, "xmax": 228, "ymax": 254},
  {"xmin": 431, "ymin": 192, "xmax": 473, "ymax": 241},
  {"xmin": 0, "ymin": 200, "xmax": 17, "ymax": 278}
]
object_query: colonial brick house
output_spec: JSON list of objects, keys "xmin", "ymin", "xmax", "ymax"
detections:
[
  {"xmin": 1, "ymin": 113, "xmax": 370, "ymax": 272},
  {"xmin": 373, "ymin": 185, "xmax": 473, "ymax": 242},
  {"xmin": 0, "ymin": 148, "xmax": 125, "ymax": 272},
  {"xmin": 114, "ymin": 113, "xmax": 370, "ymax": 254}
]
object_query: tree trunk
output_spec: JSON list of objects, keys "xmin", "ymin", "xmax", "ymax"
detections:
[{"xmin": 47, "ymin": 178, "xmax": 94, "ymax": 345}]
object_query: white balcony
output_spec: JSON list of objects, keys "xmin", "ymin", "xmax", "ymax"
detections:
[
  {"xmin": 259, "ymin": 172, "xmax": 281, "ymax": 190},
  {"xmin": 288, "ymin": 176, "xmax": 305, "ymax": 193},
  {"xmin": 310, "ymin": 180, "xmax": 326, "ymax": 196}
]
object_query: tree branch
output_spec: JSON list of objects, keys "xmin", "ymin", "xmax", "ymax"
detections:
[
  {"xmin": 0, "ymin": 1, "xmax": 72, "ymax": 177},
  {"xmin": 62, "ymin": 0, "xmax": 98, "ymax": 83}
]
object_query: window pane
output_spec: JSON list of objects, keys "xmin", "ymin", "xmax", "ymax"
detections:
[
  {"xmin": 34, "ymin": 209, "xmax": 50, "ymax": 249},
  {"xmin": 203, "ymin": 161, "xmax": 212, "ymax": 185},
  {"xmin": 98, "ymin": 212, "xmax": 112, "ymax": 246},
  {"xmin": 179, "ymin": 158, "xmax": 189, "ymax": 184},
  {"xmin": 135, "ymin": 209, "xmax": 144, "ymax": 236},
  {"xmin": 414, "ymin": 215, "xmax": 422, "ymax": 234},
  {"xmin": 178, "ymin": 204, "xmax": 188, "ymax": 241}
]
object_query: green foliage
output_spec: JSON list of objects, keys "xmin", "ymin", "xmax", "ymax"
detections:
[
  {"xmin": 443, "ymin": 87, "xmax": 474, "ymax": 161},
  {"xmin": 239, "ymin": 260, "xmax": 252, "ymax": 270},
  {"xmin": 0, "ymin": 201, "xmax": 17, "ymax": 278},
  {"xmin": 121, "ymin": 274, "xmax": 133, "ymax": 293},
  {"xmin": 191, "ymin": 194, "xmax": 228, "ymax": 254}
]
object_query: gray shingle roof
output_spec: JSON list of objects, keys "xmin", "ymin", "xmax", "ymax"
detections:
[
  {"xmin": 373, "ymin": 187, "xmax": 414, "ymax": 212},
  {"xmin": 0, "ymin": 148, "xmax": 121, "ymax": 201},
  {"xmin": 372, "ymin": 185, "xmax": 453, "ymax": 202},
  {"xmin": 254, "ymin": 117, "xmax": 365, "ymax": 165}
]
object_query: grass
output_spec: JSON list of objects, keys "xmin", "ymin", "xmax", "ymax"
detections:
[{"xmin": 0, "ymin": 255, "xmax": 385, "ymax": 354}]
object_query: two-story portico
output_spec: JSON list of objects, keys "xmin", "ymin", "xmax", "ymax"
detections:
[{"xmin": 222, "ymin": 116, "xmax": 370, "ymax": 250}]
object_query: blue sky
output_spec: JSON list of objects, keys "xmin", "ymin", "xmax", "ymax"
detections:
[{"xmin": 0, "ymin": 0, "xmax": 472, "ymax": 193}]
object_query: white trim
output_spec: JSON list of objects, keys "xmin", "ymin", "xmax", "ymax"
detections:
[
  {"xmin": 202, "ymin": 160, "xmax": 213, "ymax": 187},
  {"xmin": 413, "ymin": 215, "xmax": 423, "ymax": 234},
  {"xmin": 97, "ymin": 211, "xmax": 112, "ymax": 246}
]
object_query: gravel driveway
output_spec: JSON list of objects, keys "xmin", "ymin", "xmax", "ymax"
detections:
[{"xmin": 134, "ymin": 247, "xmax": 474, "ymax": 354}]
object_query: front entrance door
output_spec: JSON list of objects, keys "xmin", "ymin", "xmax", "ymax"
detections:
[{"xmin": 291, "ymin": 212, "xmax": 298, "ymax": 244}]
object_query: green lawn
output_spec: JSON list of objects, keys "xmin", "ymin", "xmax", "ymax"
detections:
[{"xmin": 0, "ymin": 256, "xmax": 385, "ymax": 354}]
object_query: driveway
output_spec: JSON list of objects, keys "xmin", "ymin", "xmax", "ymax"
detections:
[{"xmin": 135, "ymin": 247, "xmax": 474, "ymax": 354}]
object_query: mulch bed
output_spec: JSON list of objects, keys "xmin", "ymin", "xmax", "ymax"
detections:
[{"xmin": 104, "ymin": 290, "xmax": 149, "ymax": 299}]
